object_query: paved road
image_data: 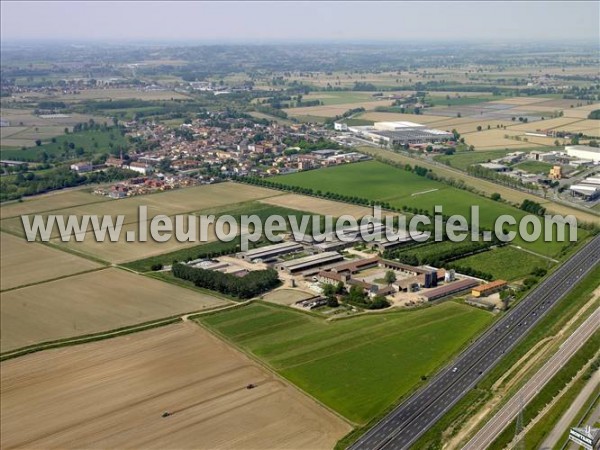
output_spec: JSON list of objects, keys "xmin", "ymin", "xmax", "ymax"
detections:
[
  {"xmin": 349, "ymin": 235, "xmax": 600, "ymax": 450},
  {"xmin": 539, "ymin": 369, "xmax": 600, "ymax": 450},
  {"xmin": 463, "ymin": 307, "xmax": 600, "ymax": 450}
]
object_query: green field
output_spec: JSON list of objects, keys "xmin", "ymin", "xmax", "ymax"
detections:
[
  {"xmin": 274, "ymin": 160, "xmax": 524, "ymax": 228},
  {"xmin": 273, "ymin": 160, "xmax": 579, "ymax": 257},
  {"xmin": 450, "ymin": 245, "xmax": 553, "ymax": 281},
  {"xmin": 435, "ymin": 149, "xmax": 524, "ymax": 171},
  {"xmin": 1, "ymin": 128, "xmax": 127, "ymax": 162},
  {"xmin": 197, "ymin": 301, "xmax": 493, "ymax": 424},
  {"xmin": 514, "ymin": 160, "xmax": 554, "ymax": 174}
]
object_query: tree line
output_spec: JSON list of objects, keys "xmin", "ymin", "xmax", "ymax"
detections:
[{"xmin": 172, "ymin": 263, "xmax": 280, "ymax": 299}]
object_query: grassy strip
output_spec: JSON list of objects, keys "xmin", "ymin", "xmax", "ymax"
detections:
[
  {"xmin": 523, "ymin": 355, "xmax": 600, "ymax": 449},
  {"xmin": 0, "ymin": 316, "xmax": 182, "ymax": 362},
  {"xmin": 487, "ymin": 332, "xmax": 600, "ymax": 450},
  {"xmin": 406, "ymin": 264, "xmax": 600, "ymax": 450}
]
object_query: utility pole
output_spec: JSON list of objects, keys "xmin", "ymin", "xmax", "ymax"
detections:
[{"xmin": 512, "ymin": 394, "xmax": 525, "ymax": 450}]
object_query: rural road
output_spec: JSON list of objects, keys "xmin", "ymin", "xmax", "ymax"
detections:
[
  {"xmin": 462, "ymin": 307, "xmax": 600, "ymax": 450},
  {"xmin": 539, "ymin": 370, "xmax": 600, "ymax": 449}
]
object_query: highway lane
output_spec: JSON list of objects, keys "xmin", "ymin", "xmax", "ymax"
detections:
[
  {"xmin": 463, "ymin": 307, "xmax": 600, "ymax": 450},
  {"xmin": 350, "ymin": 235, "xmax": 600, "ymax": 450}
]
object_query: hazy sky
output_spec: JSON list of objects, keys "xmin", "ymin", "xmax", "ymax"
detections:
[{"xmin": 1, "ymin": 1, "xmax": 598, "ymax": 43}]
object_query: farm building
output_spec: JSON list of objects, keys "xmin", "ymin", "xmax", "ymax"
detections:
[
  {"xmin": 275, "ymin": 251, "xmax": 344, "ymax": 274},
  {"xmin": 471, "ymin": 279, "xmax": 507, "ymax": 298},
  {"xmin": 565, "ymin": 145, "xmax": 600, "ymax": 163},
  {"xmin": 70, "ymin": 162, "xmax": 93, "ymax": 173},
  {"xmin": 420, "ymin": 278, "xmax": 480, "ymax": 301},
  {"xmin": 239, "ymin": 242, "xmax": 303, "ymax": 262}
]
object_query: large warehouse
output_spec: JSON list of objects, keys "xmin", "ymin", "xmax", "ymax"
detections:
[
  {"xmin": 348, "ymin": 121, "xmax": 453, "ymax": 146},
  {"xmin": 565, "ymin": 145, "xmax": 600, "ymax": 163}
]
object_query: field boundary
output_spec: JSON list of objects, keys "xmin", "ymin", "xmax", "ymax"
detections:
[{"xmin": 193, "ymin": 308, "xmax": 358, "ymax": 427}]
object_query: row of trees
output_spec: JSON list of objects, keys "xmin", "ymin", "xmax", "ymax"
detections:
[
  {"xmin": 386, "ymin": 239, "xmax": 498, "ymax": 268},
  {"xmin": 1, "ymin": 166, "xmax": 139, "ymax": 202},
  {"xmin": 467, "ymin": 165, "xmax": 539, "ymax": 192},
  {"xmin": 520, "ymin": 199, "xmax": 546, "ymax": 216},
  {"xmin": 172, "ymin": 263, "xmax": 280, "ymax": 299}
]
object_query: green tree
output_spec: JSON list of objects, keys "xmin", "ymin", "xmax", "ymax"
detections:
[{"xmin": 384, "ymin": 270, "xmax": 397, "ymax": 285}]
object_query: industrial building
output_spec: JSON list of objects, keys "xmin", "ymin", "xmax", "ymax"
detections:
[
  {"xmin": 471, "ymin": 279, "xmax": 507, "ymax": 297},
  {"xmin": 239, "ymin": 241, "xmax": 303, "ymax": 262},
  {"xmin": 421, "ymin": 278, "xmax": 480, "ymax": 301},
  {"xmin": 348, "ymin": 121, "xmax": 453, "ymax": 146},
  {"xmin": 275, "ymin": 251, "xmax": 344, "ymax": 274},
  {"xmin": 565, "ymin": 145, "xmax": 600, "ymax": 163},
  {"xmin": 569, "ymin": 176, "xmax": 600, "ymax": 200}
]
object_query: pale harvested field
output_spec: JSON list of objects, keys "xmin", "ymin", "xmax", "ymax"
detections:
[
  {"xmin": 528, "ymin": 99, "xmax": 590, "ymax": 109},
  {"xmin": 52, "ymin": 220, "xmax": 219, "ymax": 264},
  {"xmin": 50, "ymin": 88, "xmax": 190, "ymax": 101},
  {"xmin": 0, "ymin": 126, "xmax": 28, "ymax": 139},
  {"xmin": 555, "ymin": 120, "xmax": 600, "ymax": 136},
  {"xmin": 564, "ymin": 109, "xmax": 599, "ymax": 119},
  {"xmin": 0, "ymin": 322, "xmax": 351, "ymax": 449},
  {"xmin": 358, "ymin": 111, "xmax": 447, "ymax": 123},
  {"xmin": 0, "ymin": 233, "xmax": 102, "ymax": 291},
  {"xmin": 285, "ymin": 100, "xmax": 394, "ymax": 118},
  {"xmin": 489, "ymin": 97, "xmax": 554, "ymax": 106},
  {"xmin": 259, "ymin": 193, "xmax": 382, "ymax": 218},
  {"xmin": 430, "ymin": 117, "xmax": 515, "ymax": 133},
  {"xmin": 0, "ymin": 268, "xmax": 228, "ymax": 352},
  {"xmin": 263, "ymin": 289, "xmax": 315, "ymax": 305},
  {"xmin": 463, "ymin": 129, "xmax": 536, "ymax": 150},
  {"xmin": 516, "ymin": 135, "xmax": 563, "ymax": 146},
  {"xmin": 506, "ymin": 117, "xmax": 586, "ymax": 132},
  {"xmin": 1, "ymin": 182, "xmax": 279, "ymax": 239},
  {"xmin": 0, "ymin": 188, "xmax": 109, "ymax": 220}
]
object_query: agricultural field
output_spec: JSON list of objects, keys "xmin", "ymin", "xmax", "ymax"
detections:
[
  {"xmin": 284, "ymin": 100, "xmax": 394, "ymax": 119},
  {"xmin": 357, "ymin": 111, "xmax": 445, "ymax": 124},
  {"xmin": 273, "ymin": 160, "xmax": 525, "ymax": 229},
  {"xmin": 258, "ymin": 193, "xmax": 380, "ymax": 218},
  {"xmin": 262, "ymin": 289, "xmax": 315, "ymax": 305},
  {"xmin": 0, "ymin": 232, "xmax": 103, "ymax": 291},
  {"xmin": 273, "ymin": 159, "xmax": 587, "ymax": 257},
  {"xmin": 2, "ymin": 127, "xmax": 129, "ymax": 162},
  {"xmin": 48, "ymin": 87, "xmax": 191, "ymax": 101},
  {"xmin": 357, "ymin": 146, "xmax": 600, "ymax": 224},
  {"xmin": 197, "ymin": 301, "xmax": 493, "ymax": 424},
  {"xmin": 0, "ymin": 187, "xmax": 110, "ymax": 219},
  {"xmin": 0, "ymin": 322, "xmax": 351, "ymax": 449},
  {"xmin": 0, "ymin": 268, "xmax": 228, "ymax": 352},
  {"xmin": 450, "ymin": 245, "xmax": 554, "ymax": 281},
  {"xmin": 514, "ymin": 160, "xmax": 555, "ymax": 174},
  {"xmin": 1, "ymin": 182, "xmax": 280, "ymax": 263},
  {"xmin": 0, "ymin": 107, "xmax": 109, "ymax": 148},
  {"xmin": 301, "ymin": 91, "xmax": 381, "ymax": 106}
]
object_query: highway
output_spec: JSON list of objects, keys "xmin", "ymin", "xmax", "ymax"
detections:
[
  {"xmin": 463, "ymin": 307, "xmax": 600, "ymax": 450},
  {"xmin": 349, "ymin": 234, "xmax": 600, "ymax": 450}
]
